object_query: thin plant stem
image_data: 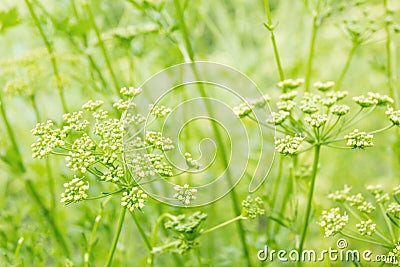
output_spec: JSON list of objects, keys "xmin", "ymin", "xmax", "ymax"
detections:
[
  {"xmin": 13, "ymin": 237, "xmax": 24, "ymax": 262},
  {"xmin": 30, "ymin": 94, "xmax": 56, "ymax": 209},
  {"xmin": 173, "ymin": 1, "xmax": 252, "ymax": 266},
  {"xmin": 25, "ymin": 179, "xmax": 70, "ymax": 256},
  {"xmin": 84, "ymin": 197, "xmax": 110, "ymax": 267},
  {"xmin": 263, "ymin": 0, "xmax": 285, "ymax": 81},
  {"xmin": 130, "ymin": 211, "xmax": 152, "ymax": 251},
  {"xmin": 0, "ymin": 94, "xmax": 25, "ymax": 172},
  {"xmin": 201, "ymin": 216, "xmax": 243, "ymax": 235},
  {"xmin": 84, "ymin": 2, "xmax": 121, "ymax": 96},
  {"xmin": 267, "ymin": 155, "xmax": 283, "ymax": 237},
  {"xmin": 298, "ymin": 145, "xmax": 321, "ymax": 253},
  {"xmin": 383, "ymin": 0, "xmax": 398, "ymax": 107},
  {"xmin": 24, "ymin": 0, "xmax": 68, "ymax": 113},
  {"xmin": 272, "ymin": 155, "xmax": 296, "ymax": 235},
  {"xmin": 340, "ymin": 232, "xmax": 391, "ymax": 248},
  {"xmin": 379, "ymin": 203, "xmax": 395, "ymax": 243},
  {"xmin": 104, "ymin": 206, "xmax": 127, "ymax": 267},
  {"xmin": 336, "ymin": 44, "xmax": 358, "ymax": 90},
  {"xmin": 304, "ymin": 12, "xmax": 319, "ymax": 92},
  {"xmin": 149, "ymin": 213, "xmax": 176, "ymax": 267}
]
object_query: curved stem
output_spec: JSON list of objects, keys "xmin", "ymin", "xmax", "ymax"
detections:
[
  {"xmin": 336, "ymin": 44, "xmax": 358, "ymax": 90},
  {"xmin": 84, "ymin": 197, "xmax": 110, "ymax": 267},
  {"xmin": 298, "ymin": 145, "xmax": 321, "ymax": 253},
  {"xmin": 130, "ymin": 212, "xmax": 152, "ymax": 251},
  {"xmin": 304, "ymin": 13, "xmax": 319, "ymax": 92},
  {"xmin": 104, "ymin": 206, "xmax": 126, "ymax": 267},
  {"xmin": 0, "ymin": 94, "xmax": 25, "ymax": 172},
  {"xmin": 84, "ymin": 2, "xmax": 121, "ymax": 96},
  {"xmin": 340, "ymin": 232, "xmax": 391, "ymax": 248},
  {"xmin": 24, "ymin": 0, "xmax": 68, "ymax": 113},
  {"xmin": 383, "ymin": 0, "xmax": 398, "ymax": 107},
  {"xmin": 263, "ymin": 0, "xmax": 285, "ymax": 81},
  {"xmin": 369, "ymin": 124, "xmax": 394, "ymax": 135},
  {"xmin": 173, "ymin": 1, "xmax": 252, "ymax": 265},
  {"xmin": 201, "ymin": 216, "xmax": 243, "ymax": 235}
]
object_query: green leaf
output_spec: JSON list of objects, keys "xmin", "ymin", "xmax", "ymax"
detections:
[{"xmin": 0, "ymin": 7, "xmax": 20, "ymax": 33}]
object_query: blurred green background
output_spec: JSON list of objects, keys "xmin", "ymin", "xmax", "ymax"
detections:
[{"xmin": 0, "ymin": 0, "xmax": 400, "ymax": 266}]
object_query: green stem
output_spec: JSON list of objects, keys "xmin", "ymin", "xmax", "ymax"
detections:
[
  {"xmin": 104, "ymin": 206, "xmax": 126, "ymax": 267},
  {"xmin": 267, "ymin": 155, "xmax": 283, "ymax": 237},
  {"xmin": 272, "ymin": 155, "xmax": 296, "ymax": 235},
  {"xmin": 304, "ymin": 13, "xmax": 319, "ymax": 92},
  {"xmin": 298, "ymin": 145, "xmax": 321, "ymax": 253},
  {"xmin": 13, "ymin": 237, "xmax": 24, "ymax": 261},
  {"xmin": 369, "ymin": 124, "xmax": 394, "ymax": 135},
  {"xmin": 84, "ymin": 2, "xmax": 121, "ymax": 96},
  {"xmin": 201, "ymin": 216, "xmax": 243, "ymax": 235},
  {"xmin": 173, "ymin": 1, "xmax": 252, "ymax": 266},
  {"xmin": 336, "ymin": 44, "xmax": 357, "ymax": 91},
  {"xmin": 383, "ymin": 0, "xmax": 398, "ymax": 107},
  {"xmin": 263, "ymin": 0, "xmax": 285, "ymax": 81},
  {"xmin": 149, "ymin": 213, "xmax": 178, "ymax": 267},
  {"xmin": 379, "ymin": 203, "xmax": 395, "ymax": 243},
  {"xmin": 340, "ymin": 232, "xmax": 391, "ymax": 248},
  {"xmin": 84, "ymin": 199, "xmax": 108, "ymax": 267},
  {"xmin": 24, "ymin": 0, "xmax": 68, "ymax": 113},
  {"xmin": 130, "ymin": 212, "xmax": 152, "ymax": 251},
  {"xmin": 0, "ymin": 94, "xmax": 25, "ymax": 172},
  {"xmin": 30, "ymin": 95, "xmax": 56, "ymax": 209},
  {"xmin": 25, "ymin": 179, "xmax": 70, "ymax": 256}
]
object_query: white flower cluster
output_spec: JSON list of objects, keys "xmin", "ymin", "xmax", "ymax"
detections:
[
  {"xmin": 344, "ymin": 129, "xmax": 374, "ymax": 149},
  {"xmin": 277, "ymin": 78, "xmax": 304, "ymax": 90},
  {"xmin": 241, "ymin": 195, "xmax": 265, "ymax": 219},
  {"xmin": 233, "ymin": 103, "xmax": 252, "ymax": 118},
  {"xmin": 275, "ymin": 135, "xmax": 304, "ymax": 156},
  {"xmin": 60, "ymin": 176, "xmax": 89, "ymax": 204},
  {"xmin": 121, "ymin": 187, "xmax": 148, "ymax": 211},
  {"xmin": 356, "ymin": 219, "xmax": 376, "ymax": 236},
  {"xmin": 313, "ymin": 81, "xmax": 335, "ymax": 92},
  {"xmin": 386, "ymin": 107, "xmax": 400, "ymax": 126},
  {"xmin": 184, "ymin": 152, "xmax": 201, "ymax": 169},
  {"xmin": 305, "ymin": 113, "xmax": 328, "ymax": 128},
  {"xmin": 318, "ymin": 208, "xmax": 348, "ymax": 238},
  {"xmin": 346, "ymin": 193, "xmax": 376, "ymax": 213},
  {"xmin": 63, "ymin": 111, "xmax": 90, "ymax": 132},
  {"xmin": 145, "ymin": 131, "xmax": 174, "ymax": 151},
  {"xmin": 328, "ymin": 184, "xmax": 352, "ymax": 202},
  {"xmin": 82, "ymin": 100, "xmax": 104, "ymax": 111},
  {"xmin": 65, "ymin": 133, "xmax": 96, "ymax": 173},
  {"xmin": 31, "ymin": 120, "xmax": 66, "ymax": 159},
  {"xmin": 120, "ymin": 86, "xmax": 142, "ymax": 97},
  {"xmin": 269, "ymin": 110, "xmax": 290, "ymax": 125},
  {"xmin": 173, "ymin": 184, "xmax": 197, "ymax": 205},
  {"xmin": 149, "ymin": 104, "xmax": 172, "ymax": 117}
]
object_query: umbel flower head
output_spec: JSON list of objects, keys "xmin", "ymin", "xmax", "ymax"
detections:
[
  {"xmin": 386, "ymin": 107, "xmax": 400, "ymax": 126},
  {"xmin": 277, "ymin": 78, "xmax": 304, "ymax": 90},
  {"xmin": 121, "ymin": 187, "xmax": 148, "ymax": 212},
  {"xmin": 233, "ymin": 103, "xmax": 252, "ymax": 118},
  {"xmin": 313, "ymin": 81, "xmax": 335, "ymax": 92},
  {"xmin": 60, "ymin": 176, "xmax": 89, "ymax": 204},
  {"xmin": 164, "ymin": 211, "xmax": 208, "ymax": 254},
  {"xmin": 241, "ymin": 195, "xmax": 265, "ymax": 219},
  {"xmin": 344, "ymin": 129, "xmax": 374, "ymax": 149},
  {"xmin": 356, "ymin": 219, "xmax": 376, "ymax": 236},
  {"xmin": 275, "ymin": 135, "xmax": 304, "ymax": 156},
  {"xmin": 174, "ymin": 184, "xmax": 197, "ymax": 205},
  {"xmin": 318, "ymin": 208, "xmax": 348, "ymax": 238}
]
